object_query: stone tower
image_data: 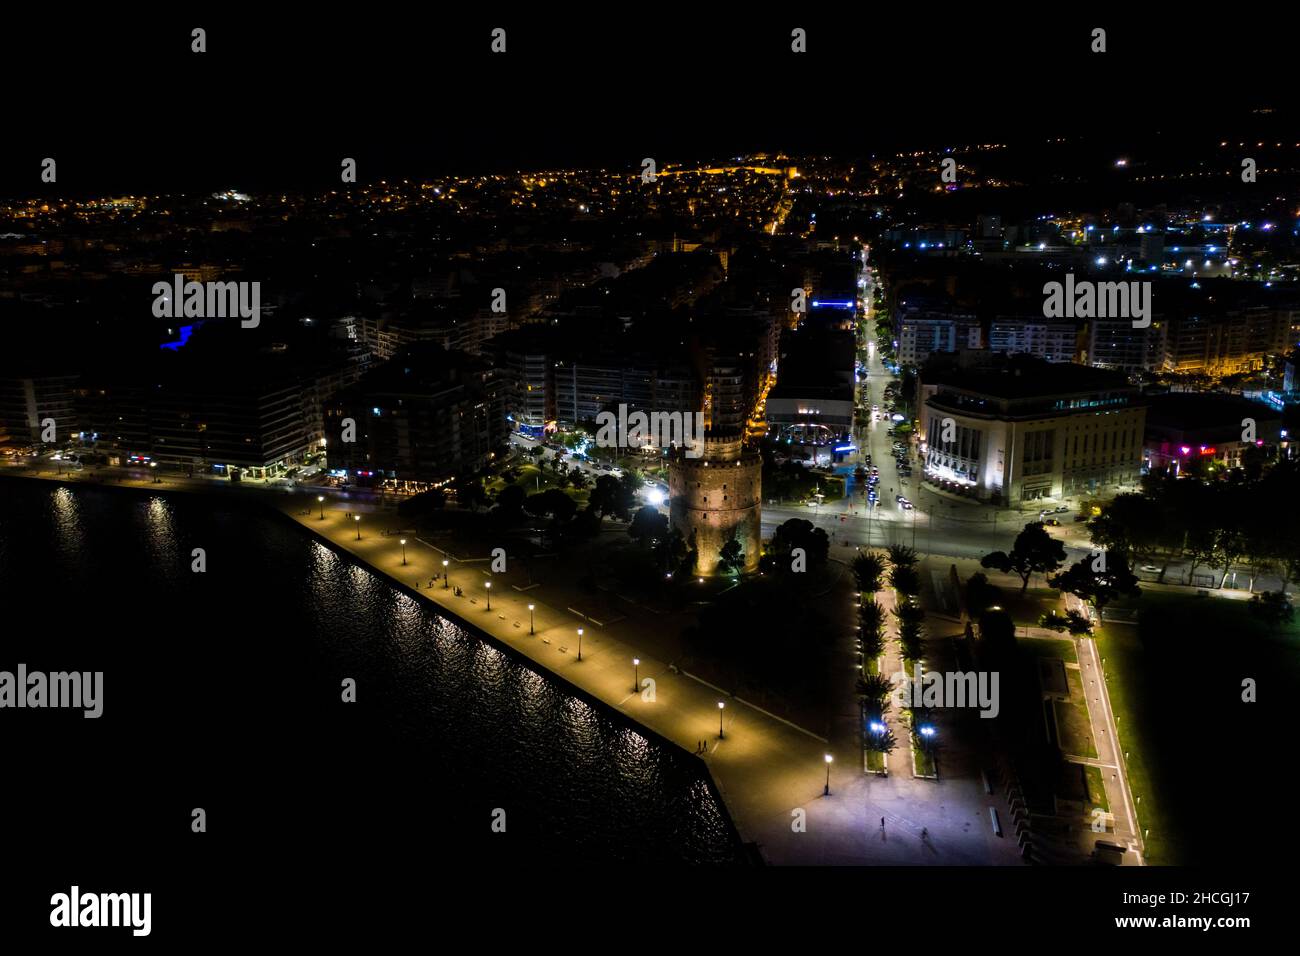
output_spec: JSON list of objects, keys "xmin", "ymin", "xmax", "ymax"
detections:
[{"xmin": 668, "ymin": 434, "xmax": 762, "ymax": 576}]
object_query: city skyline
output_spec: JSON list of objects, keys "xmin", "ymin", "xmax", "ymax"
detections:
[{"xmin": 1, "ymin": 11, "xmax": 1289, "ymax": 944}]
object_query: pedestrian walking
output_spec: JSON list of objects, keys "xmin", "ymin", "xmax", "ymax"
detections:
[{"xmin": 881, "ymin": 817, "xmax": 885, "ymax": 829}]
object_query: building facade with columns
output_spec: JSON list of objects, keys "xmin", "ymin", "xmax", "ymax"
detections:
[{"xmin": 920, "ymin": 357, "xmax": 1145, "ymax": 504}]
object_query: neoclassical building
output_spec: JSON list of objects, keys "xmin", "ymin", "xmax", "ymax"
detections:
[{"xmin": 919, "ymin": 357, "xmax": 1146, "ymax": 504}]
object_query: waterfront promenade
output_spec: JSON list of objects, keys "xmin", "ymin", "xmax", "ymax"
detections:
[{"xmin": 3, "ymin": 466, "xmax": 1021, "ymax": 865}]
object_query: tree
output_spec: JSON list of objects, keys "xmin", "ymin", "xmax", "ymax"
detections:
[
  {"xmin": 863, "ymin": 724, "xmax": 898, "ymax": 755},
  {"xmin": 628, "ymin": 505, "xmax": 668, "ymax": 548},
  {"xmin": 493, "ymin": 483, "xmax": 527, "ymax": 521},
  {"xmin": 652, "ymin": 527, "xmax": 687, "ymax": 575},
  {"xmin": 1048, "ymin": 551, "xmax": 1140, "ymax": 621},
  {"xmin": 1248, "ymin": 590, "xmax": 1294, "ymax": 627},
  {"xmin": 617, "ymin": 472, "xmax": 642, "ymax": 517},
  {"xmin": 455, "ymin": 475, "xmax": 489, "ymax": 512},
  {"xmin": 977, "ymin": 607, "xmax": 1017, "ymax": 664},
  {"xmin": 911, "ymin": 709, "xmax": 939, "ymax": 754},
  {"xmin": 980, "ymin": 521, "xmax": 1066, "ymax": 594},
  {"xmin": 859, "ymin": 599, "xmax": 887, "ymax": 658},
  {"xmin": 682, "ymin": 529, "xmax": 700, "ymax": 578},
  {"xmin": 589, "ymin": 474, "xmax": 622, "ymax": 519},
  {"xmin": 852, "ymin": 552, "xmax": 886, "ymax": 593},
  {"xmin": 1214, "ymin": 525, "xmax": 1249, "ymax": 589},
  {"xmin": 856, "ymin": 673, "xmax": 894, "ymax": 714},
  {"xmin": 890, "ymin": 563, "xmax": 921, "ymax": 597},
  {"xmin": 887, "ymin": 544, "xmax": 918, "ymax": 570},
  {"xmin": 1040, "ymin": 610, "xmax": 1093, "ymax": 635},
  {"xmin": 965, "ymin": 571, "xmax": 1003, "ymax": 617},
  {"xmin": 524, "ymin": 488, "xmax": 577, "ymax": 526},
  {"xmin": 764, "ymin": 517, "xmax": 830, "ymax": 571},
  {"xmin": 859, "ymin": 598, "xmax": 886, "ymax": 635},
  {"xmin": 1088, "ymin": 492, "xmax": 1163, "ymax": 563},
  {"xmin": 895, "ymin": 601, "xmax": 925, "ymax": 663},
  {"xmin": 718, "ymin": 536, "xmax": 745, "ymax": 576}
]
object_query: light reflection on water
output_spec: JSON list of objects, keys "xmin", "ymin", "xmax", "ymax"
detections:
[{"xmin": 0, "ymin": 480, "xmax": 743, "ymax": 864}]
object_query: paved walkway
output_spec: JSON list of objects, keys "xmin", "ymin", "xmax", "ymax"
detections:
[
  {"xmin": 4, "ymin": 465, "xmax": 1023, "ymax": 865},
  {"xmin": 290, "ymin": 497, "xmax": 1027, "ymax": 865}
]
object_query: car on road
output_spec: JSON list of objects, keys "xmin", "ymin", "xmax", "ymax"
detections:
[
  {"xmin": 1141, "ymin": 565, "xmax": 1161, "ymax": 573},
  {"xmin": 900, "ymin": 500, "xmax": 913, "ymax": 510},
  {"xmin": 895, "ymin": 494, "xmax": 905, "ymax": 502},
  {"xmin": 1043, "ymin": 518, "xmax": 1061, "ymax": 526}
]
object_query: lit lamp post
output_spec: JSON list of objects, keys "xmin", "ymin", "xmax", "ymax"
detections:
[
  {"xmin": 317, "ymin": 495, "xmax": 325, "ymax": 519},
  {"xmin": 717, "ymin": 701, "xmax": 726, "ymax": 739},
  {"xmin": 632, "ymin": 657, "xmax": 640, "ymax": 693},
  {"xmin": 442, "ymin": 559, "xmax": 450, "ymax": 588},
  {"xmin": 400, "ymin": 538, "xmax": 407, "ymax": 566},
  {"xmin": 824, "ymin": 753, "xmax": 834, "ymax": 795},
  {"xmin": 484, "ymin": 580, "xmax": 492, "ymax": 611},
  {"xmin": 577, "ymin": 627, "xmax": 584, "ymax": 661},
  {"xmin": 354, "ymin": 515, "xmax": 361, "ymax": 540},
  {"xmin": 528, "ymin": 604, "xmax": 535, "ymax": 635}
]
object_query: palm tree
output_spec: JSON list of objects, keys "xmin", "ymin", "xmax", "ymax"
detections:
[
  {"xmin": 864, "ymin": 724, "xmax": 898, "ymax": 755},
  {"xmin": 856, "ymin": 673, "xmax": 894, "ymax": 711},
  {"xmin": 852, "ymin": 552, "xmax": 886, "ymax": 593},
  {"xmin": 890, "ymin": 563, "xmax": 921, "ymax": 597},
  {"xmin": 859, "ymin": 597, "xmax": 886, "ymax": 632},
  {"xmin": 887, "ymin": 543, "xmax": 919, "ymax": 570}
]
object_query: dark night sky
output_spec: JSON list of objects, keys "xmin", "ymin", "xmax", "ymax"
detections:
[{"xmin": 3, "ymin": 10, "xmax": 1295, "ymax": 193}]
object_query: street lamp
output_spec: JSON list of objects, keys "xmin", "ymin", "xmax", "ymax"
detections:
[
  {"xmin": 354, "ymin": 515, "xmax": 361, "ymax": 540},
  {"xmin": 484, "ymin": 580, "xmax": 492, "ymax": 611},
  {"xmin": 824, "ymin": 753, "xmax": 834, "ymax": 795},
  {"xmin": 400, "ymin": 538, "xmax": 407, "ymax": 565},
  {"xmin": 528, "ymin": 603, "xmax": 535, "ymax": 635},
  {"xmin": 632, "ymin": 657, "xmax": 640, "ymax": 693},
  {"xmin": 718, "ymin": 701, "xmax": 726, "ymax": 739},
  {"xmin": 577, "ymin": 627, "xmax": 584, "ymax": 661},
  {"xmin": 443, "ymin": 559, "xmax": 450, "ymax": 588},
  {"xmin": 317, "ymin": 495, "xmax": 325, "ymax": 519}
]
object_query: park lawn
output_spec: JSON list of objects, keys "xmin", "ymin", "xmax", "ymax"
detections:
[
  {"xmin": 1091, "ymin": 622, "xmax": 1169, "ymax": 864},
  {"xmin": 912, "ymin": 742, "xmax": 937, "ymax": 778},
  {"xmin": 1002, "ymin": 587, "xmax": 1063, "ymax": 627},
  {"xmin": 1085, "ymin": 764, "xmax": 1110, "ymax": 814},
  {"xmin": 1053, "ymin": 668, "xmax": 1097, "ymax": 759},
  {"xmin": 487, "ymin": 464, "xmax": 590, "ymax": 507},
  {"xmin": 1019, "ymin": 636, "xmax": 1078, "ymax": 664},
  {"xmin": 1094, "ymin": 589, "xmax": 1300, "ymax": 866}
]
